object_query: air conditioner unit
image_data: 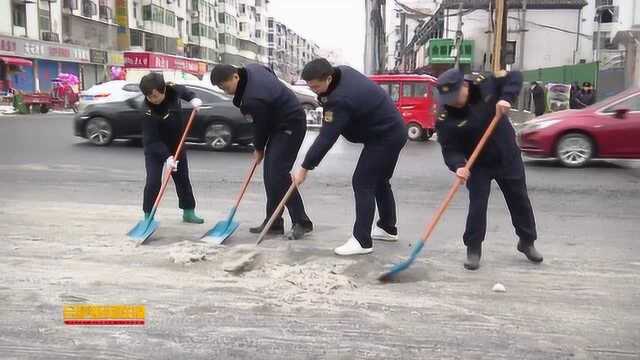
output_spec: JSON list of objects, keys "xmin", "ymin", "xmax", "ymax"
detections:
[{"xmin": 136, "ymin": 20, "xmax": 144, "ymax": 28}]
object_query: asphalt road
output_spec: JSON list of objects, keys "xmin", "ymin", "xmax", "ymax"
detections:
[{"xmin": 0, "ymin": 113, "xmax": 638, "ymax": 359}]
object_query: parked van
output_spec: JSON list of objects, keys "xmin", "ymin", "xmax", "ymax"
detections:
[{"xmin": 369, "ymin": 74, "xmax": 438, "ymax": 141}]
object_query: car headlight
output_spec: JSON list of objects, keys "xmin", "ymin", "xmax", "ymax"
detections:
[{"xmin": 526, "ymin": 119, "xmax": 560, "ymax": 131}]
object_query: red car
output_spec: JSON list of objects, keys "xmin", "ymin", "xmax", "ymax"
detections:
[
  {"xmin": 369, "ymin": 74, "xmax": 438, "ymax": 141},
  {"xmin": 518, "ymin": 88, "xmax": 640, "ymax": 167}
]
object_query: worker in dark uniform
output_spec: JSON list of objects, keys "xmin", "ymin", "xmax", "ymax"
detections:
[
  {"xmin": 292, "ymin": 58, "xmax": 407, "ymax": 256},
  {"xmin": 435, "ymin": 68, "xmax": 543, "ymax": 270},
  {"xmin": 575, "ymin": 81, "xmax": 596, "ymax": 109},
  {"xmin": 139, "ymin": 72, "xmax": 204, "ymax": 224},
  {"xmin": 530, "ymin": 81, "xmax": 546, "ymax": 116},
  {"xmin": 211, "ymin": 64, "xmax": 313, "ymax": 240}
]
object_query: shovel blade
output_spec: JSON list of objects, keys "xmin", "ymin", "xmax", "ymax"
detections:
[
  {"xmin": 127, "ymin": 218, "xmax": 159, "ymax": 245},
  {"xmin": 378, "ymin": 241, "xmax": 425, "ymax": 282},
  {"xmin": 202, "ymin": 220, "xmax": 239, "ymax": 245}
]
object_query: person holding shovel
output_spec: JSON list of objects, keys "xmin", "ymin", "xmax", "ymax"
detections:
[
  {"xmin": 211, "ymin": 64, "xmax": 313, "ymax": 240},
  {"xmin": 435, "ymin": 68, "xmax": 543, "ymax": 270},
  {"xmin": 139, "ymin": 72, "xmax": 204, "ymax": 224},
  {"xmin": 292, "ymin": 58, "xmax": 407, "ymax": 256}
]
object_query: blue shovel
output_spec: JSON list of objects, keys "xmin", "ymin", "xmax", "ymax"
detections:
[
  {"xmin": 378, "ymin": 114, "xmax": 502, "ymax": 282},
  {"xmin": 127, "ymin": 109, "xmax": 198, "ymax": 246},
  {"xmin": 202, "ymin": 158, "xmax": 259, "ymax": 244}
]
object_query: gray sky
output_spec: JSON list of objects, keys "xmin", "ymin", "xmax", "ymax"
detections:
[{"xmin": 267, "ymin": 0, "xmax": 365, "ymax": 71}]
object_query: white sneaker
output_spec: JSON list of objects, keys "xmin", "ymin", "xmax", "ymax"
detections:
[
  {"xmin": 371, "ymin": 225, "xmax": 399, "ymax": 242},
  {"xmin": 334, "ymin": 236, "xmax": 373, "ymax": 256}
]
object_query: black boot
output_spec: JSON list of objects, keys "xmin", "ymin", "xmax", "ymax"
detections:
[
  {"xmin": 249, "ymin": 219, "xmax": 284, "ymax": 235},
  {"xmin": 464, "ymin": 245, "xmax": 482, "ymax": 270},
  {"xmin": 286, "ymin": 221, "xmax": 314, "ymax": 240},
  {"xmin": 517, "ymin": 241, "xmax": 543, "ymax": 263}
]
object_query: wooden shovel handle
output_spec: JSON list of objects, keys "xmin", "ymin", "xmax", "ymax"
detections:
[
  {"xmin": 419, "ymin": 114, "xmax": 502, "ymax": 242},
  {"xmin": 256, "ymin": 179, "xmax": 298, "ymax": 245}
]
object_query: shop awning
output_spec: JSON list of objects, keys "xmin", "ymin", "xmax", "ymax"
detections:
[{"xmin": 0, "ymin": 56, "xmax": 33, "ymax": 67}]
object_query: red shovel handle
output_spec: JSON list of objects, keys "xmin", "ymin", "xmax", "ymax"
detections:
[
  {"xmin": 419, "ymin": 113, "xmax": 502, "ymax": 242},
  {"xmin": 233, "ymin": 158, "xmax": 260, "ymax": 210},
  {"xmin": 149, "ymin": 109, "xmax": 198, "ymax": 215}
]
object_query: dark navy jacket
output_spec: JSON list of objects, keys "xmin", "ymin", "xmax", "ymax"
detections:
[
  {"xmin": 142, "ymin": 84, "xmax": 195, "ymax": 160},
  {"xmin": 302, "ymin": 66, "xmax": 404, "ymax": 170},
  {"xmin": 233, "ymin": 64, "xmax": 306, "ymax": 151},
  {"xmin": 435, "ymin": 71, "xmax": 524, "ymax": 175}
]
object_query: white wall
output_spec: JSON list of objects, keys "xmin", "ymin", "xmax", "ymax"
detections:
[
  {"xmin": 446, "ymin": 8, "xmax": 590, "ymax": 71},
  {"xmin": 0, "ymin": 1, "xmax": 13, "ymax": 36}
]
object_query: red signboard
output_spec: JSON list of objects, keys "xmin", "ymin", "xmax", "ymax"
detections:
[
  {"xmin": 0, "ymin": 39, "xmax": 17, "ymax": 53},
  {"xmin": 124, "ymin": 52, "xmax": 206, "ymax": 76}
]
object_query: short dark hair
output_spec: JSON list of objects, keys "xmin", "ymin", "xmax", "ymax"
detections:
[
  {"xmin": 139, "ymin": 72, "xmax": 166, "ymax": 96},
  {"xmin": 211, "ymin": 64, "xmax": 238, "ymax": 85},
  {"xmin": 301, "ymin": 58, "xmax": 334, "ymax": 81}
]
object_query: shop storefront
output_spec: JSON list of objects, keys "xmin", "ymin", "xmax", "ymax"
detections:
[
  {"xmin": 124, "ymin": 51, "xmax": 208, "ymax": 83},
  {"xmin": 0, "ymin": 35, "xmax": 124, "ymax": 93}
]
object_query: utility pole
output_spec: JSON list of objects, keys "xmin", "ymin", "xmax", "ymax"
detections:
[
  {"xmin": 364, "ymin": 0, "xmax": 386, "ymax": 74},
  {"xmin": 492, "ymin": 0, "xmax": 506, "ymax": 72},
  {"xmin": 518, "ymin": 0, "xmax": 527, "ymax": 70},
  {"xmin": 452, "ymin": 3, "xmax": 464, "ymax": 70}
]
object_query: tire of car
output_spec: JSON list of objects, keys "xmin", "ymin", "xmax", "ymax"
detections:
[
  {"xmin": 39, "ymin": 105, "xmax": 50, "ymax": 114},
  {"xmin": 85, "ymin": 117, "xmax": 114, "ymax": 146},
  {"xmin": 205, "ymin": 121, "xmax": 233, "ymax": 151},
  {"xmin": 407, "ymin": 122, "xmax": 424, "ymax": 142},
  {"xmin": 555, "ymin": 132, "xmax": 594, "ymax": 168}
]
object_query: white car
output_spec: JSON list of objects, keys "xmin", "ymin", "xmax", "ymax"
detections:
[
  {"xmin": 78, "ymin": 79, "xmax": 225, "ymax": 112},
  {"xmin": 78, "ymin": 81, "xmax": 141, "ymax": 112}
]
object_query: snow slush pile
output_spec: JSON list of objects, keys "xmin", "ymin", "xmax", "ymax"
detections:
[
  {"xmin": 167, "ymin": 241, "xmax": 219, "ymax": 265},
  {"xmin": 248, "ymin": 258, "xmax": 359, "ymax": 306}
]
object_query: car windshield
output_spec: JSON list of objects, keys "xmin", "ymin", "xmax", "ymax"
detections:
[{"xmin": 594, "ymin": 88, "xmax": 640, "ymax": 112}]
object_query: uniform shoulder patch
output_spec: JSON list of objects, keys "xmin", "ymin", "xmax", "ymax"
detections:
[
  {"xmin": 494, "ymin": 70, "xmax": 508, "ymax": 78},
  {"xmin": 323, "ymin": 110, "xmax": 333, "ymax": 123},
  {"xmin": 457, "ymin": 120, "xmax": 467, "ymax": 128}
]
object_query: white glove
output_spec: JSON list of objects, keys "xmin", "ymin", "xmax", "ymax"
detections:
[
  {"xmin": 165, "ymin": 156, "xmax": 179, "ymax": 172},
  {"xmin": 190, "ymin": 98, "xmax": 202, "ymax": 111}
]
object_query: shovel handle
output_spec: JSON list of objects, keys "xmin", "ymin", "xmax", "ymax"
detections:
[
  {"xmin": 256, "ymin": 179, "xmax": 298, "ymax": 245},
  {"xmin": 233, "ymin": 158, "xmax": 259, "ymax": 210},
  {"xmin": 419, "ymin": 113, "xmax": 502, "ymax": 243},
  {"xmin": 148, "ymin": 109, "xmax": 198, "ymax": 217}
]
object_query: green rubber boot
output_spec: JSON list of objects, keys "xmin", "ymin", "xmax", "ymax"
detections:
[{"xmin": 183, "ymin": 209, "xmax": 204, "ymax": 224}]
